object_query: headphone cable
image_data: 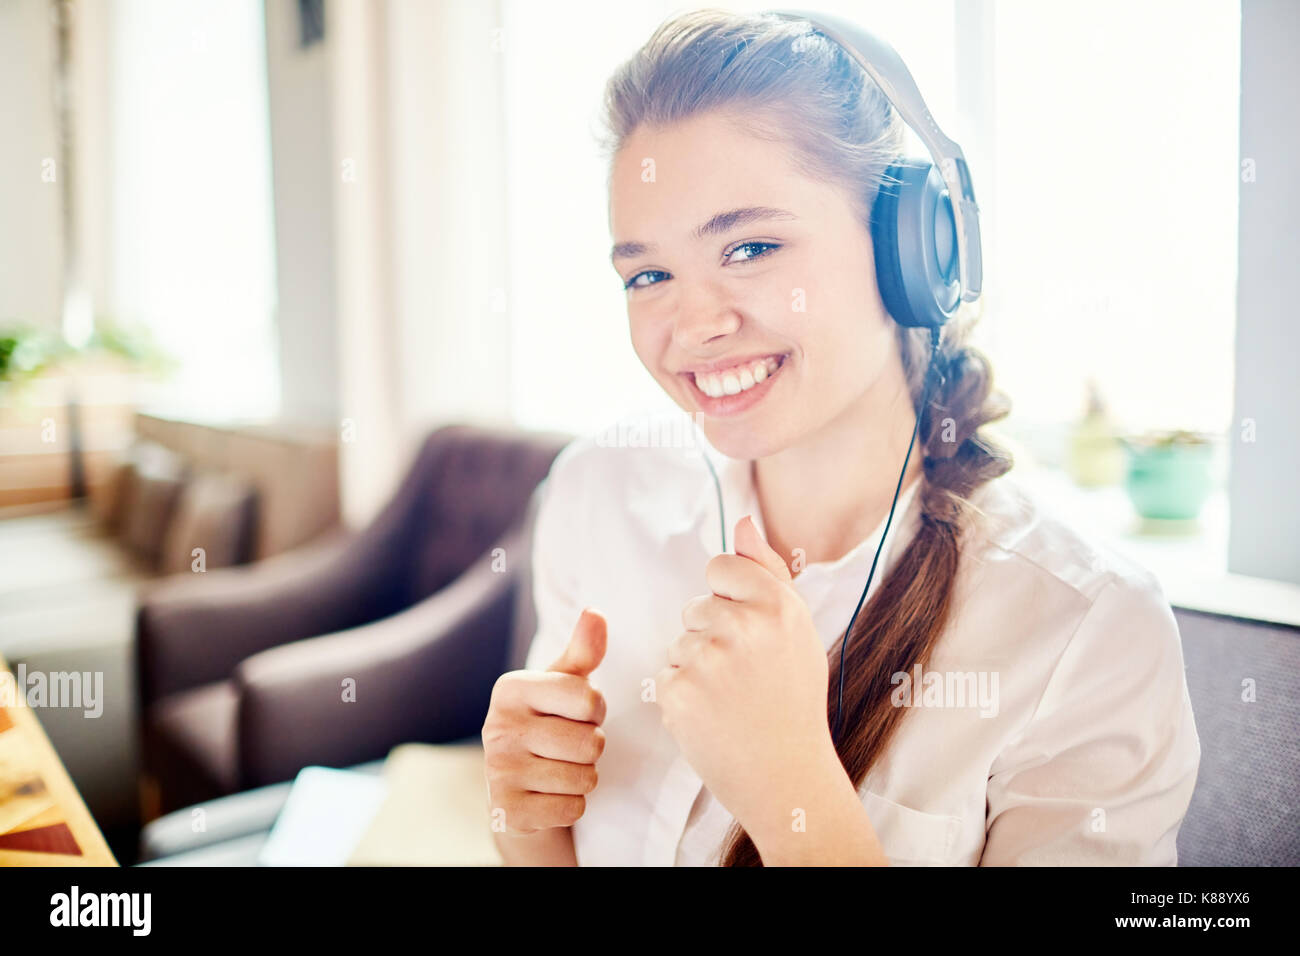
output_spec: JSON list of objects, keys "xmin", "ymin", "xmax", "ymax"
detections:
[
  {"xmin": 695, "ymin": 323, "xmax": 945, "ymax": 744},
  {"xmin": 833, "ymin": 324, "xmax": 943, "ymax": 741}
]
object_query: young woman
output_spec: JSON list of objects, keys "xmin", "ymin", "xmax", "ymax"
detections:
[{"xmin": 482, "ymin": 9, "xmax": 1200, "ymax": 866}]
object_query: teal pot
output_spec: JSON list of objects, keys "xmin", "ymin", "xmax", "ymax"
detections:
[{"xmin": 1122, "ymin": 437, "xmax": 1213, "ymax": 521}]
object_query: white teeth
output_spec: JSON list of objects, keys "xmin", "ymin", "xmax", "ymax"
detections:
[{"xmin": 692, "ymin": 356, "xmax": 782, "ymax": 398}]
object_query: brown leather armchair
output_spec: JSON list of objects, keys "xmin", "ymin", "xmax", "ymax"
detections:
[{"xmin": 134, "ymin": 424, "xmax": 570, "ymax": 818}]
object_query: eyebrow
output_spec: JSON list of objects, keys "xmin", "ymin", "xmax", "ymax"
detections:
[{"xmin": 610, "ymin": 206, "xmax": 798, "ymax": 263}]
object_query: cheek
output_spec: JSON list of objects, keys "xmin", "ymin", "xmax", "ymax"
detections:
[
  {"xmin": 627, "ymin": 310, "xmax": 687, "ymax": 399},
  {"xmin": 777, "ymin": 298, "xmax": 891, "ymax": 421},
  {"xmin": 814, "ymin": 313, "xmax": 875, "ymax": 371},
  {"xmin": 627, "ymin": 312, "xmax": 666, "ymax": 374}
]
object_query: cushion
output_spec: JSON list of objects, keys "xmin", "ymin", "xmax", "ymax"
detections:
[
  {"xmin": 118, "ymin": 443, "xmax": 187, "ymax": 568},
  {"xmin": 92, "ymin": 458, "xmax": 134, "ymax": 532},
  {"xmin": 159, "ymin": 471, "xmax": 257, "ymax": 576},
  {"xmin": 95, "ymin": 441, "xmax": 172, "ymax": 533},
  {"xmin": 348, "ymin": 742, "xmax": 499, "ymax": 865}
]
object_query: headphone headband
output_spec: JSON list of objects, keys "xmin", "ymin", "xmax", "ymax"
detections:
[{"xmin": 767, "ymin": 8, "xmax": 983, "ymax": 302}]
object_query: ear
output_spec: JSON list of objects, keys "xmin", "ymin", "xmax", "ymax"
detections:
[{"xmin": 733, "ymin": 514, "xmax": 793, "ymax": 582}]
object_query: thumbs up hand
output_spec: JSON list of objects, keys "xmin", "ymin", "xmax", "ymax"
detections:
[
  {"xmin": 547, "ymin": 607, "xmax": 608, "ymax": 678},
  {"xmin": 482, "ymin": 608, "xmax": 609, "ymax": 834},
  {"xmin": 733, "ymin": 512, "xmax": 796, "ymax": 583},
  {"xmin": 656, "ymin": 516, "xmax": 836, "ymax": 838}
]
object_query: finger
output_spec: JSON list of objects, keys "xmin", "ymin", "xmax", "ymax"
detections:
[
  {"xmin": 518, "ymin": 671, "xmax": 607, "ymax": 723},
  {"xmin": 513, "ymin": 753, "xmax": 600, "ymax": 796},
  {"xmin": 680, "ymin": 592, "xmax": 743, "ymax": 637},
  {"xmin": 668, "ymin": 622, "xmax": 737, "ymax": 668},
  {"xmin": 666, "ymin": 628, "xmax": 714, "ymax": 668},
  {"xmin": 510, "ymin": 792, "xmax": 586, "ymax": 831},
  {"xmin": 705, "ymin": 551, "xmax": 782, "ymax": 605},
  {"xmin": 734, "ymin": 514, "xmax": 793, "ymax": 582},
  {"xmin": 548, "ymin": 607, "xmax": 608, "ymax": 678},
  {"xmin": 518, "ymin": 715, "xmax": 606, "ymax": 764},
  {"xmin": 681, "ymin": 593, "xmax": 713, "ymax": 631},
  {"xmin": 655, "ymin": 665, "xmax": 698, "ymax": 734}
]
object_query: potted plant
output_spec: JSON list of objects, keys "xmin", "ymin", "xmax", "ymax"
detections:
[
  {"xmin": 1067, "ymin": 379, "xmax": 1125, "ymax": 488},
  {"xmin": 1, "ymin": 319, "xmax": 174, "ymax": 508},
  {"xmin": 1120, "ymin": 429, "xmax": 1215, "ymax": 521},
  {"xmin": 1, "ymin": 319, "xmax": 173, "ymax": 390},
  {"xmin": 0, "ymin": 325, "xmax": 68, "ymax": 392}
]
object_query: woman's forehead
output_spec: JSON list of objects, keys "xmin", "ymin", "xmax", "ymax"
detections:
[
  {"xmin": 611, "ymin": 111, "xmax": 798, "ymax": 183},
  {"xmin": 608, "ymin": 119, "xmax": 828, "ymax": 241}
]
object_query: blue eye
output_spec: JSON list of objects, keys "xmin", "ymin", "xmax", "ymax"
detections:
[
  {"xmin": 622, "ymin": 241, "xmax": 781, "ymax": 291},
  {"xmin": 624, "ymin": 269, "xmax": 669, "ymax": 291},
  {"xmin": 726, "ymin": 240, "xmax": 780, "ymax": 263}
]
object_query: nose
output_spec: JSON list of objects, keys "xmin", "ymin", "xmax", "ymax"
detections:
[{"xmin": 671, "ymin": 283, "xmax": 742, "ymax": 352}]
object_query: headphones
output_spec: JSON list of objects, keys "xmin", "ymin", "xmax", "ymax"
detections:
[
  {"xmin": 699, "ymin": 9, "xmax": 984, "ymax": 741},
  {"xmin": 771, "ymin": 8, "xmax": 984, "ymax": 331}
]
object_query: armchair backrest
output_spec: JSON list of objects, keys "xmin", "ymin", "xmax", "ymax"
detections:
[
  {"xmin": 506, "ymin": 483, "xmax": 547, "ymax": 672},
  {"xmin": 1174, "ymin": 606, "xmax": 1300, "ymax": 865},
  {"xmin": 400, "ymin": 425, "xmax": 571, "ymax": 607}
]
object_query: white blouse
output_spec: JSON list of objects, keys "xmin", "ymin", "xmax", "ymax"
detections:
[{"xmin": 523, "ymin": 412, "xmax": 1202, "ymax": 866}]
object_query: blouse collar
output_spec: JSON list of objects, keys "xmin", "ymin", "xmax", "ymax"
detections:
[{"xmin": 686, "ymin": 424, "xmax": 926, "ymax": 595}]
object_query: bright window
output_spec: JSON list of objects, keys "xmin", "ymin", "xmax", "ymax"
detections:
[
  {"xmin": 984, "ymin": 0, "xmax": 1240, "ymax": 446},
  {"xmin": 108, "ymin": 0, "xmax": 280, "ymax": 421},
  {"xmin": 501, "ymin": 0, "xmax": 1240, "ymax": 453}
]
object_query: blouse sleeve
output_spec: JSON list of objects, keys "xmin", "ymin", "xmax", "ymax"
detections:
[
  {"xmin": 522, "ymin": 441, "xmax": 587, "ymax": 674},
  {"xmin": 981, "ymin": 574, "xmax": 1202, "ymax": 865}
]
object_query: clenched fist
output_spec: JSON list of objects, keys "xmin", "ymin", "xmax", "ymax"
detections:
[{"xmin": 482, "ymin": 607, "xmax": 608, "ymax": 834}]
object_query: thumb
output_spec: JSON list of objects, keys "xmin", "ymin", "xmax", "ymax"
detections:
[
  {"xmin": 734, "ymin": 514, "xmax": 793, "ymax": 582},
  {"xmin": 548, "ymin": 607, "xmax": 608, "ymax": 677}
]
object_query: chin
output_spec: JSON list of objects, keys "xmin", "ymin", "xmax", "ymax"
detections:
[{"xmin": 695, "ymin": 416, "xmax": 788, "ymax": 462}]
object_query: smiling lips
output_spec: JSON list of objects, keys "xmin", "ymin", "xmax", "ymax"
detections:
[{"xmin": 689, "ymin": 355, "xmax": 785, "ymax": 398}]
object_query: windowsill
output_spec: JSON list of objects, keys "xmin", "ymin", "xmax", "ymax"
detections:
[
  {"xmin": 1011, "ymin": 464, "xmax": 1300, "ymax": 629},
  {"xmin": 135, "ymin": 409, "xmax": 340, "ymax": 444}
]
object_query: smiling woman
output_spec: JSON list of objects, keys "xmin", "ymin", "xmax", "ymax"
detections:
[{"xmin": 483, "ymin": 8, "xmax": 1201, "ymax": 868}]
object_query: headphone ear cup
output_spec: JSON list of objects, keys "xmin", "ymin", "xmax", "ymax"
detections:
[
  {"xmin": 871, "ymin": 162, "xmax": 962, "ymax": 330},
  {"xmin": 870, "ymin": 166, "xmax": 914, "ymax": 327}
]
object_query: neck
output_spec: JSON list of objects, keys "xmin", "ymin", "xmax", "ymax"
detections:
[{"xmin": 753, "ymin": 351, "xmax": 924, "ymax": 572}]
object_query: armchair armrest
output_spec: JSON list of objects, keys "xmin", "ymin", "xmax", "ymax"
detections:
[
  {"xmin": 136, "ymin": 526, "xmax": 392, "ymax": 705},
  {"xmin": 232, "ymin": 524, "xmax": 527, "ymax": 788}
]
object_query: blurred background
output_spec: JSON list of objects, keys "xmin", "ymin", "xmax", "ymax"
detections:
[{"xmin": 0, "ymin": 0, "xmax": 1296, "ymax": 867}]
